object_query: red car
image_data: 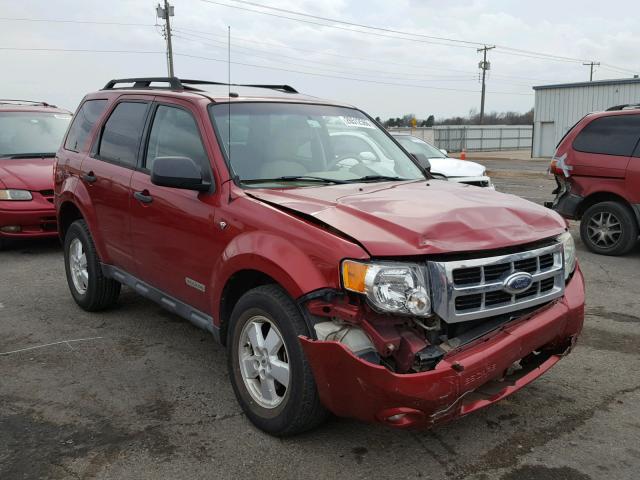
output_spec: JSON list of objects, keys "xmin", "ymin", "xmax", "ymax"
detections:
[
  {"xmin": 549, "ymin": 104, "xmax": 640, "ymax": 255},
  {"xmin": 55, "ymin": 78, "xmax": 584, "ymax": 435},
  {"xmin": 0, "ymin": 100, "xmax": 72, "ymax": 248}
]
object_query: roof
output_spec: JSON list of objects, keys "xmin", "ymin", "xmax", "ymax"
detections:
[
  {"xmin": 88, "ymin": 76, "xmax": 353, "ymax": 108},
  {"xmin": 533, "ymin": 77, "xmax": 640, "ymax": 91}
]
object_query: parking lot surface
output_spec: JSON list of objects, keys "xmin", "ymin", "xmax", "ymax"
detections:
[{"xmin": 1, "ymin": 158, "xmax": 639, "ymax": 480}]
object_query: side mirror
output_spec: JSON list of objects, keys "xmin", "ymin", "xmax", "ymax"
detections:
[
  {"xmin": 411, "ymin": 153, "xmax": 431, "ymax": 172},
  {"xmin": 439, "ymin": 148, "xmax": 448, "ymax": 156},
  {"xmin": 150, "ymin": 156, "xmax": 209, "ymax": 191}
]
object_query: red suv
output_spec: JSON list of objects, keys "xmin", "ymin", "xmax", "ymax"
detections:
[
  {"xmin": 55, "ymin": 78, "xmax": 584, "ymax": 435},
  {"xmin": 549, "ymin": 105, "xmax": 640, "ymax": 255},
  {"xmin": 0, "ymin": 100, "xmax": 72, "ymax": 248}
]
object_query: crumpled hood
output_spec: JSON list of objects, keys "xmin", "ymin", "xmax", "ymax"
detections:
[
  {"xmin": 0, "ymin": 158, "xmax": 55, "ymax": 191},
  {"xmin": 248, "ymin": 180, "xmax": 566, "ymax": 256},
  {"xmin": 429, "ymin": 157, "xmax": 485, "ymax": 178}
]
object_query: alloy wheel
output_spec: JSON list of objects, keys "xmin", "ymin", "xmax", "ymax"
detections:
[
  {"xmin": 69, "ymin": 238, "xmax": 89, "ymax": 295},
  {"xmin": 587, "ymin": 211, "xmax": 623, "ymax": 249},
  {"xmin": 238, "ymin": 315, "xmax": 290, "ymax": 409}
]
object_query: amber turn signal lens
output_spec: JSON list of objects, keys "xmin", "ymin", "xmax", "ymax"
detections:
[{"xmin": 342, "ymin": 260, "xmax": 368, "ymax": 293}]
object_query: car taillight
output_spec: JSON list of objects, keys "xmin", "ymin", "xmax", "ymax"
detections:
[{"xmin": 548, "ymin": 159, "xmax": 562, "ymax": 176}]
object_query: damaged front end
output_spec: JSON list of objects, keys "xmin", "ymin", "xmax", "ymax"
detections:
[{"xmin": 298, "ymin": 241, "xmax": 585, "ymax": 428}]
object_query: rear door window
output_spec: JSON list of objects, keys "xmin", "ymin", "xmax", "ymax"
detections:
[
  {"xmin": 64, "ymin": 99, "xmax": 108, "ymax": 152},
  {"xmin": 573, "ymin": 115, "xmax": 640, "ymax": 156},
  {"xmin": 97, "ymin": 102, "xmax": 149, "ymax": 167}
]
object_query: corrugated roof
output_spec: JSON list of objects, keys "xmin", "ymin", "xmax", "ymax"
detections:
[{"xmin": 533, "ymin": 77, "xmax": 640, "ymax": 91}]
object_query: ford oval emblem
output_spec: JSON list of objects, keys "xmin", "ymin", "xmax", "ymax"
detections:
[{"xmin": 502, "ymin": 272, "xmax": 534, "ymax": 294}]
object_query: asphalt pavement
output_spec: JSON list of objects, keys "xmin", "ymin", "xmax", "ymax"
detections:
[{"xmin": 1, "ymin": 158, "xmax": 639, "ymax": 479}]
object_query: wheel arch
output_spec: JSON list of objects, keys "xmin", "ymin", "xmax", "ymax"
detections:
[
  {"xmin": 577, "ymin": 191, "xmax": 639, "ymax": 227},
  {"xmin": 58, "ymin": 201, "xmax": 85, "ymax": 241},
  {"xmin": 211, "ymin": 232, "xmax": 335, "ymax": 346}
]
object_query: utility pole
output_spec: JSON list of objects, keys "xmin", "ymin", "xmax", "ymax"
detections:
[
  {"xmin": 156, "ymin": 1, "xmax": 175, "ymax": 77},
  {"xmin": 583, "ymin": 61, "xmax": 600, "ymax": 81},
  {"xmin": 477, "ymin": 45, "xmax": 495, "ymax": 125}
]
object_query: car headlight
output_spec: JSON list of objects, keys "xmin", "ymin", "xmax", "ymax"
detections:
[
  {"xmin": 558, "ymin": 231, "xmax": 576, "ymax": 280},
  {"xmin": 0, "ymin": 189, "xmax": 33, "ymax": 201},
  {"xmin": 341, "ymin": 260, "xmax": 431, "ymax": 316}
]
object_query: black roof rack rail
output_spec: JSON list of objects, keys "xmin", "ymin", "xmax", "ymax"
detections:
[
  {"xmin": 0, "ymin": 99, "xmax": 55, "ymax": 107},
  {"xmin": 606, "ymin": 103, "xmax": 640, "ymax": 111},
  {"xmin": 102, "ymin": 77, "xmax": 298, "ymax": 94},
  {"xmin": 102, "ymin": 77, "xmax": 184, "ymax": 90}
]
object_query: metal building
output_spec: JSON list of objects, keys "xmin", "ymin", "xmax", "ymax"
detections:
[{"xmin": 532, "ymin": 77, "xmax": 640, "ymax": 157}]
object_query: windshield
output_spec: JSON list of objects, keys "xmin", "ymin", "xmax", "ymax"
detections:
[
  {"xmin": 209, "ymin": 103, "xmax": 424, "ymax": 186},
  {"xmin": 0, "ymin": 112, "xmax": 71, "ymax": 158},
  {"xmin": 394, "ymin": 136, "xmax": 447, "ymax": 159}
]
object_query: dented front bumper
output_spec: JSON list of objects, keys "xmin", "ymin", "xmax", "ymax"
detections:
[{"xmin": 300, "ymin": 266, "xmax": 584, "ymax": 428}]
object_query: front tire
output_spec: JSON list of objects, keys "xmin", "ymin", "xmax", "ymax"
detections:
[
  {"xmin": 580, "ymin": 201, "xmax": 638, "ymax": 256},
  {"xmin": 227, "ymin": 284, "xmax": 327, "ymax": 436},
  {"xmin": 63, "ymin": 219, "xmax": 120, "ymax": 311}
]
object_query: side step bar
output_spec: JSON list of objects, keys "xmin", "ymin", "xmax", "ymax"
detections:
[{"xmin": 101, "ymin": 264, "xmax": 220, "ymax": 343}]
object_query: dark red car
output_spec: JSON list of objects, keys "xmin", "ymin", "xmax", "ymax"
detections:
[
  {"xmin": 55, "ymin": 78, "xmax": 584, "ymax": 435},
  {"xmin": 549, "ymin": 104, "xmax": 640, "ymax": 255},
  {"xmin": 0, "ymin": 100, "xmax": 72, "ymax": 248}
]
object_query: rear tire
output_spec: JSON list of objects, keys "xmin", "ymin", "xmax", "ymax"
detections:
[
  {"xmin": 227, "ymin": 284, "xmax": 328, "ymax": 436},
  {"xmin": 580, "ymin": 201, "xmax": 638, "ymax": 256},
  {"xmin": 63, "ymin": 219, "xmax": 120, "ymax": 311}
]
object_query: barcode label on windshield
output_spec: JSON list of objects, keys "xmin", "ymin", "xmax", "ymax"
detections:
[{"xmin": 340, "ymin": 116, "xmax": 375, "ymax": 129}]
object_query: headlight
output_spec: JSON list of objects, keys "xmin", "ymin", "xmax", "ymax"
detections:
[
  {"xmin": 341, "ymin": 260, "xmax": 431, "ymax": 316},
  {"xmin": 0, "ymin": 189, "xmax": 32, "ymax": 201},
  {"xmin": 558, "ymin": 231, "xmax": 576, "ymax": 280}
]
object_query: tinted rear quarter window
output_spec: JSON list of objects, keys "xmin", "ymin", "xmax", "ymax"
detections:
[
  {"xmin": 64, "ymin": 99, "xmax": 108, "ymax": 152},
  {"xmin": 573, "ymin": 114, "xmax": 640, "ymax": 156},
  {"xmin": 98, "ymin": 102, "xmax": 149, "ymax": 167}
]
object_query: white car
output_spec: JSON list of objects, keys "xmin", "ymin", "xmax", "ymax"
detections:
[{"xmin": 392, "ymin": 134, "xmax": 493, "ymax": 188}]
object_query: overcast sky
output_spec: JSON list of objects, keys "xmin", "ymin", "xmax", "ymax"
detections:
[{"xmin": 2, "ymin": 0, "xmax": 639, "ymax": 119}]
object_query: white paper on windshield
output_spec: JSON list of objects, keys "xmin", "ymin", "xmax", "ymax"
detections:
[{"xmin": 340, "ymin": 116, "xmax": 375, "ymax": 129}]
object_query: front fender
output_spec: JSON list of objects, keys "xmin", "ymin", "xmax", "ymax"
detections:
[{"xmin": 210, "ymin": 230, "xmax": 342, "ymax": 325}]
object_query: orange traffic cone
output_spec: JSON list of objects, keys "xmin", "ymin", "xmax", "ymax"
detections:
[{"xmin": 460, "ymin": 149, "xmax": 466, "ymax": 160}]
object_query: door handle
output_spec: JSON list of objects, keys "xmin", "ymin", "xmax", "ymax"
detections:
[
  {"xmin": 134, "ymin": 190, "xmax": 153, "ymax": 204},
  {"xmin": 82, "ymin": 172, "xmax": 97, "ymax": 184}
]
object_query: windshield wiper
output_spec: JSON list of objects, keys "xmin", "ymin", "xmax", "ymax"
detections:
[
  {"xmin": 0, "ymin": 153, "xmax": 56, "ymax": 159},
  {"xmin": 345, "ymin": 175, "xmax": 409, "ymax": 183},
  {"xmin": 241, "ymin": 175, "xmax": 348, "ymax": 185}
]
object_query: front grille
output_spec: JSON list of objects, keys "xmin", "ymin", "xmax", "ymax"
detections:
[{"xmin": 429, "ymin": 243, "xmax": 565, "ymax": 323}]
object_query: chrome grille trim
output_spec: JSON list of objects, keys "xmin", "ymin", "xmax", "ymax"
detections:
[{"xmin": 428, "ymin": 243, "xmax": 565, "ymax": 323}]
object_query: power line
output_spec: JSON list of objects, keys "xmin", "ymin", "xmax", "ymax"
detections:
[
  {"xmin": 0, "ymin": 44, "xmax": 532, "ymax": 94},
  {"xmin": 173, "ymin": 26, "xmax": 565, "ymax": 84},
  {"xmin": 202, "ymin": 0, "xmax": 637, "ymax": 72},
  {"xmin": 0, "ymin": 47, "xmax": 164, "ymax": 54},
  {"xmin": 173, "ymin": 30, "xmax": 538, "ymax": 90},
  {"xmin": 0, "ymin": 16, "xmax": 154, "ymax": 27},
  {"xmin": 173, "ymin": 52, "xmax": 533, "ymax": 95},
  {"xmin": 217, "ymin": 0, "xmax": 485, "ymax": 47},
  {"xmin": 199, "ymin": 1, "xmax": 479, "ymax": 50},
  {"xmin": 172, "ymin": 31, "xmax": 480, "ymax": 83}
]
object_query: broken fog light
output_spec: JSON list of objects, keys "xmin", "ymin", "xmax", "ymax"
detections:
[{"xmin": 342, "ymin": 260, "xmax": 431, "ymax": 316}]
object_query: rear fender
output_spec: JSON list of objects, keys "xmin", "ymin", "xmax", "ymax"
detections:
[{"xmin": 57, "ymin": 183, "xmax": 109, "ymax": 262}]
